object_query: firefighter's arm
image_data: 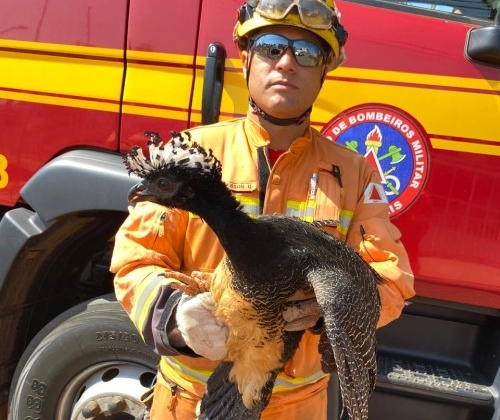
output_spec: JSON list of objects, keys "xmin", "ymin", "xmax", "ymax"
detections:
[
  {"xmin": 110, "ymin": 201, "xmax": 200, "ymax": 356},
  {"xmin": 347, "ymin": 171, "xmax": 415, "ymax": 328},
  {"xmin": 349, "ymin": 217, "xmax": 415, "ymax": 328}
]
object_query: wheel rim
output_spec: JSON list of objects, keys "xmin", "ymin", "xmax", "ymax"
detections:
[{"xmin": 55, "ymin": 361, "xmax": 156, "ymax": 419}]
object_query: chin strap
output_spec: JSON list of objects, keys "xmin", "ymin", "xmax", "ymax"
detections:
[{"xmin": 249, "ymin": 97, "xmax": 312, "ymax": 126}]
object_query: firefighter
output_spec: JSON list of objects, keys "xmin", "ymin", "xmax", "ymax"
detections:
[{"xmin": 110, "ymin": 0, "xmax": 415, "ymax": 418}]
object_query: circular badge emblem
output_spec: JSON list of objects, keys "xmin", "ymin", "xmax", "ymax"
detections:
[{"xmin": 322, "ymin": 104, "xmax": 430, "ymax": 218}]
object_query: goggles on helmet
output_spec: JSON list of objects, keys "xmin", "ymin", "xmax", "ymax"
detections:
[
  {"xmin": 250, "ymin": 33, "xmax": 326, "ymax": 67},
  {"xmin": 248, "ymin": 0, "xmax": 337, "ymax": 30}
]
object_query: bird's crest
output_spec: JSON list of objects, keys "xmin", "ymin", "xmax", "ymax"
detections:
[{"xmin": 124, "ymin": 131, "xmax": 222, "ymax": 180}]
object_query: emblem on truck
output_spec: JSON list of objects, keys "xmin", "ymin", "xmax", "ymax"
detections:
[{"xmin": 323, "ymin": 104, "xmax": 430, "ymax": 218}]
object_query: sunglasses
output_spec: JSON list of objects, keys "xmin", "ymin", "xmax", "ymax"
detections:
[
  {"xmin": 250, "ymin": 33, "xmax": 326, "ymax": 67},
  {"xmin": 250, "ymin": 0, "xmax": 336, "ymax": 30}
]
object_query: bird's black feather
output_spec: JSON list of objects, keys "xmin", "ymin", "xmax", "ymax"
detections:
[
  {"xmin": 125, "ymin": 131, "xmax": 382, "ymax": 420},
  {"xmin": 199, "ymin": 362, "xmax": 275, "ymax": 420}
]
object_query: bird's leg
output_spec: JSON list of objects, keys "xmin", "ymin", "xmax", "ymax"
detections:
[{"xmin": 169, "ymin": 271, "xmax": 212, "ymax": 295}]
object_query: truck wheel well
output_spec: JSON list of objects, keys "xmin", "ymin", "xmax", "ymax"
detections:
[{"xmin": 0, "ymin": 210, "xmax": 127, "ymax": 396}]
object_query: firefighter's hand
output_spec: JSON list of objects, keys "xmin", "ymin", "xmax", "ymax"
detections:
[
  {"xmin": 175, "ymin": 292, "xmax": 228, "ymax": 360},
  {"xmin": 283, "ymin": 290, "xmax": 321, "ymax": 332}
]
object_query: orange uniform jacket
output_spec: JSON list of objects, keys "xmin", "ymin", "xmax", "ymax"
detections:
[{"xmin": 111, "ymin": 116, "xmax": 415, "ymax": 419}]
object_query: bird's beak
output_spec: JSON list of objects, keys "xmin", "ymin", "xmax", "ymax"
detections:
[{"xmin": 128, "ymin": 182, "xmax": 151, "ymax": 204}]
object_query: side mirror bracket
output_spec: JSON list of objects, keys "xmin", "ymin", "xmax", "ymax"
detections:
[{"xmin": 465, "ymin": 10, "xmax": 500, "ymax": 67}]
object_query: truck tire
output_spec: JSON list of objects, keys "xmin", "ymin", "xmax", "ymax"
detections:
[{"xmin": 8, "ymin": 294, "xmax": 159, "ymax": 420}]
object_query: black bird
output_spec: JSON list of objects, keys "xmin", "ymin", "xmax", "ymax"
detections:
[{"xmin": 125, "ymin": 130, "xmax": 382, "ymax": 420}]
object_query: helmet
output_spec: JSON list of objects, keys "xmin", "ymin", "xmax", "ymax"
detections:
[{"xmin": 234, "ymin": 0, "xmax": 347, "ymax": 69}]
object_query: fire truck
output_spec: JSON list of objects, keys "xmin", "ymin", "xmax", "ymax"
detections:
[{"xmin": 1, "ymin": 0, "xmax": 499, "ymax": 419}]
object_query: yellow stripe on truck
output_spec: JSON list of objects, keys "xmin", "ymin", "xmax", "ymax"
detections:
[
  {"xmin": 121, "ymin": 50, "xmax": 193, "ymax": 120},
  {"xmin": 1, "ymin": 39, "xmax": 499, "ymax": 156},
  {"xmin": 316, "ymin": 67, "xmax": 500, "ymax": 147},
  {"xmin": 431, "ymin": 138, "xmax": 500, "ymax": 156},
  {"xmin": 0, "ymin": 39, "xmax": 123, "ymax": 112}
]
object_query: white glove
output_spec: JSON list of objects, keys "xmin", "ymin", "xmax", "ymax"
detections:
[{"xmin": 176, "ymin": 292, "xmax": 228, "ymax": 360}]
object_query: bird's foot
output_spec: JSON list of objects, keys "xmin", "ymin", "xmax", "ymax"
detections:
[{"xmin": 170, "ymin": 271, "xmax": 212, "ymax": 295}]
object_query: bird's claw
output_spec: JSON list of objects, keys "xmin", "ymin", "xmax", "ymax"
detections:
[{"xmin": 170, "ymin": 271, "xmax": 212, "ymax": 295}]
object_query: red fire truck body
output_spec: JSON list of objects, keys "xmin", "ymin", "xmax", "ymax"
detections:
[{"xmin": 1, "ymin": 0, "xmax": 499, "ymax": 418}]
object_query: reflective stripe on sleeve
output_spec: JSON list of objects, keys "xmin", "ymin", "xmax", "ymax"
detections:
[{"xmin": 131, "ymin": 272, "xmax": 170, "ymax": 338}]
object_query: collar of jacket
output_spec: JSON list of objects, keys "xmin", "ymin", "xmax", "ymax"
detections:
[{"xmin": 244, "ymin": 114, "xmax": 314, "ymax": 152}]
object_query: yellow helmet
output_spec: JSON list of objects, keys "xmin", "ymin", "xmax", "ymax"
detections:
[{"xmin": 233, "ymin": 0, "xmax": 347, "ymax": 68}]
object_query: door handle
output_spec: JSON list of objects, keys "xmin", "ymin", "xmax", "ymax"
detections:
[{"xmin": 202, "ymin": 42, "xmax": 226, "ymax": 125}]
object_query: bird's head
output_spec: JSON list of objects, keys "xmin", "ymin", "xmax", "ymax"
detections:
[{"xmin": 125, "ymin": 130, "xmax": 222, "ymax": 209}]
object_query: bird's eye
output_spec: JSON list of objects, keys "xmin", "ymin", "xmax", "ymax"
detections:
[{"xmin": 157, "ymin": 178, "xmax": 172, "ymax": 191}]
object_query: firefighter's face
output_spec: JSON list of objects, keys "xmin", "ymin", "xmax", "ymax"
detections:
[{"xmin": 242, "ymin": 26, "xmax": 325, "ymax": 120}]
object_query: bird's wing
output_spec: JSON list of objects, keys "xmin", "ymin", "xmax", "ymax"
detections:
[
  {"xmin": 307, "ymin": 267, "xmax": 380, "ymax": 420},
  {"xmin": 198, "ymin": 361, "xmax": 275, "ymax": 420}
]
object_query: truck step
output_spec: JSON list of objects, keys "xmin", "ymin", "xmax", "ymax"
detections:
[{"xmin": 376, "ymin": 354, "xmax": 494, "ymax": 404}]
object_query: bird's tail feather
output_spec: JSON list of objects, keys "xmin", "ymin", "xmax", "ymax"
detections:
[
  {"xmin": 198, "ymin": 361, "xmax": 275, "ymax": 420},
  {"xmin": 330, "ymin": 329, "xmax": 371, "ymax": 420},
  {"xmin": 307, "ymin": 268, "xmax": 379, "ymax": 420}
]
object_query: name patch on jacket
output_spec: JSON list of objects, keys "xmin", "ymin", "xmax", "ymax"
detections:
[{"xmin": 227, "ymin": 181, "xmax": 257, "ymax": 192}]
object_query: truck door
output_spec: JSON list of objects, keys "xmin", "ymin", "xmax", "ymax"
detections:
[
  {"xmin": 191, "ymin": 0, "xmax": 248, "ymax": 127},
  {"xmin": 119, "ymin": 0, "xmax": 205, "ymax": 150},
  {"xmin": 0, "ymin": 0, "xmax": 129, "ymax": 206}
]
